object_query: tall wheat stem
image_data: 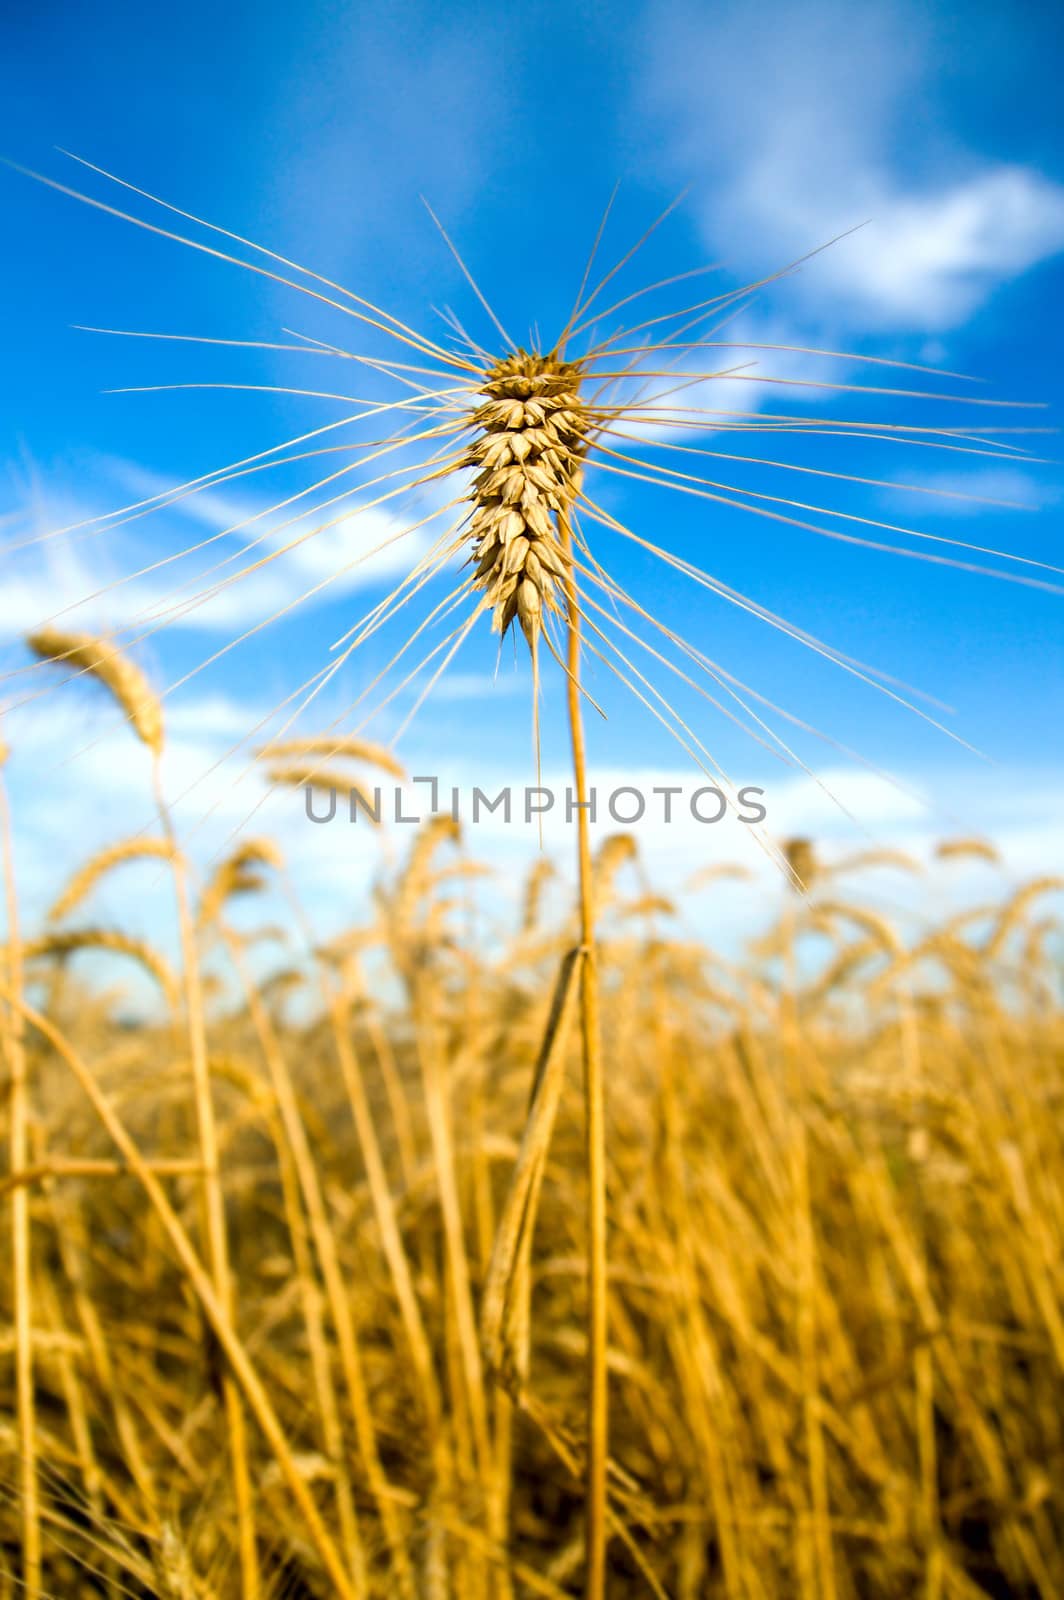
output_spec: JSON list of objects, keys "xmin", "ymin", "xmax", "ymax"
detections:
[
  {"xmin": 0, "ymin": 769, "xmax": 40, "ymax": 1600},
  {"xmin": 558, "ymin": 507, "xmax": 608, "ymax": 1597}
]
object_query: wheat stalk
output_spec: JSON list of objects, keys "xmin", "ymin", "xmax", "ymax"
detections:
[
  {"xmin": 456, "ymin": 328, "xmax": 611, "ymax": 1588},
  {"xmin": 0, "ymin": 740, "xmax": 39, "ymax": 1600}
]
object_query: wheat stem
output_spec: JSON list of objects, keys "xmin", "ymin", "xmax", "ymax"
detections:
[
  {"xmin": 0, "ymin": 765, "xmax": 40, "ymax": 1600},
  {"xmin": 557, "ymin": 505, "xmax": 609, "ymax": 1597}
]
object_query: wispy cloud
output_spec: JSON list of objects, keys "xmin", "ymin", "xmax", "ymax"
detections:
[
  {"xmin": 804, "ymin": 170, "xmax": 1064, "ymax": 329},
  {"xmin": 0, "ymin": 453, "xmax": 449, "ymax": 646},
  {"xmin": 880, "ymin": 465, "xmax": 1051, "ymax": 519},
  {"xmin": 644, "ymin": 0, "xmax": 1064, "ymax": 331}
]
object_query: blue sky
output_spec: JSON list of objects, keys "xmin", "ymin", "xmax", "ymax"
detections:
[{"xmin": 1, "ymin": 0, "xmax": 1062, "ymax": 954}]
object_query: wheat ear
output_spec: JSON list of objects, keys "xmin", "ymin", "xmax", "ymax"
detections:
[
  {"xmin": 198, "ymin": 838, "xmax": 283, "ymax": 928},
  {"xmin": 936, "ymin": 836, "xmax": 1001, "ymax": 864},
  {"xmin": 255, "ymin": 734, "xmax": 407, "ymax": 779},
  {"xmin": 48, "ymin": 837, "xmax": 174, "ymax": 922},
  {"xmin": 23, "ymin": 929, "xmax": 179, "ymax": 1012},
  {"xmin": 26, "ymin": 627, "xmax": 163, "ymax": 753}
]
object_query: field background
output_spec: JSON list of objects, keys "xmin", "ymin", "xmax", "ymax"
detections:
[{"xmin": 3, "ymin": 0, "xmax": 1064, "ymax": 1594}]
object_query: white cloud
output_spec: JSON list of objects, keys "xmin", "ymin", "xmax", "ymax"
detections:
[
  {"xmin": 644, "ymin": 1, "xmax": 1064, "ymax": 330},
  {"xmin": 0, "ymin": 456, "xmax": 447, "ymax": 647},
  {"xmin": 809, "ymin": 170, "xmax": 1064, "ymax": 329},
  {"xmin": 881, "ymin": 465, "xmax": 1049, "ymax": 518}
]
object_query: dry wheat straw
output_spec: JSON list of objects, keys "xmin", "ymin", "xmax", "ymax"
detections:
[
  {"xmin": 3, "ymin": 819, "xmax": 1064, "ymax": 1590},
  {"xmin": 1, "ymin": 987, "xmax": 360, "ymax": 1600},
  {"xmin": 0, "ymin": 748, "xmax": 38, "ymax": 1600}
]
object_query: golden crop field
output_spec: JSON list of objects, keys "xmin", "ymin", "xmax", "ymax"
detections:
[
  {"xmin": 2, "ymin": 682, "xmax": 1063, "ymax": 1595},
  {"xmin": 2, "ymin": 148, "xmax": 1062, "ymax": 1600}
]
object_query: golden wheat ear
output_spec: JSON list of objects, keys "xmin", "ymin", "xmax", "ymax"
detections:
[
  {"xmin": 463, "ymin": 350, "xmax": 591, "ymax": 652},
  {"xmin": 782, "ymin": 836, "xmax": 819, "ymax": 893},
  {"xmin": 23, "ymin": 928, "xmax": 179, "ymax": 1012},
  {"xmin": 26, "ymin": 628, "xmax": 164, "ymax": 754},
  {"xmin": 48, "ymin": 837, "xmax": 175, "ymax": 922},
  {"xmin": 197, "ymin": 837, "xmax": 283, "ymax": 928},
  {"xmin": 254, "ymin": 735, "xmax": 407, "ymax": 780},
  {"xmin": 936, "ymin": 835, "xmax": 1001, "ymax": 864}
]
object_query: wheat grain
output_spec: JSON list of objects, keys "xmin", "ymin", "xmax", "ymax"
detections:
[{"xmin": 152, "ymin": 1523, "xmax": 197, "ymax": 1600}]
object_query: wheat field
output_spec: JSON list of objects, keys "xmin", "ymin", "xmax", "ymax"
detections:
[
  {"xmin": 2, "ymin": 150, "xmax": 1063, "ymax": 1598},
  {"xmin": 1, "ymin": 705, "xmax": 1063, "ymax": 1595}
]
